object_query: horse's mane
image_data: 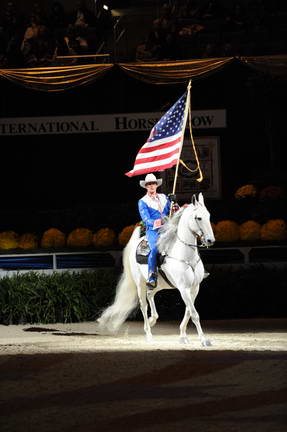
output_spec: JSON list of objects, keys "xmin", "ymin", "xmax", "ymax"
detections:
[{"xmin": 157, "ymin": 207, "xmax": 186, "ymax": 253}]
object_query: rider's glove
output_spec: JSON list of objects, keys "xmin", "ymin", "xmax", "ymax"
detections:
[{"xmin": 168, "ymin": 193, "xmax": 177, "ymax": 202}]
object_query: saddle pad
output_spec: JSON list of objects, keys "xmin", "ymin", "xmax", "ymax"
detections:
[
  {"xmin": 135, "ymin": 239, "xmax": 166, "ymax": 268},
  {"xmin": 136, "ymin": 238, "xmax": 150, "ymax": 264}
]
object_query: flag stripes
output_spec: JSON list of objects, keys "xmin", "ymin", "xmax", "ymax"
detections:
[{"xmin": 125, "ymin": 92, "xmax": 187, "ymax": 177}]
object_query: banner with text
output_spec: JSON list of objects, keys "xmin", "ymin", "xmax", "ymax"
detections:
[{"xmin": 0, "ymin": 110, "xmax": 226, "ymax": 136}]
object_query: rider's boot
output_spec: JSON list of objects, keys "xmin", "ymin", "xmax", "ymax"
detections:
[{"xmin": 146, "ymin": 271, "xmax": 158, "ymax": 290}]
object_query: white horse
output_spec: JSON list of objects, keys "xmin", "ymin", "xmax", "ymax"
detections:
[{"xmin": 97, "ymin": 192, "xmax": 215, "ymax": 345}]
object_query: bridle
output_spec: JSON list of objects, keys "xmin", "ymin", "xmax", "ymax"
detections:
[
  {"xmin": 162, "ymin": 199, "xmax": 213, "ymax": 272},
  {"xmin": 176, "ymin": 209, "xmax": 207, "ymax": 249},
  {"xmin": 163, "ymin": 207, "xmax": 209, "ymax": 271},
  {"xmin": 176, "ymin": 233, "xmax": 200, "ymax": 248}
]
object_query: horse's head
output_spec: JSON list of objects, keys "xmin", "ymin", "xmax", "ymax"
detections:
[{"xmin": 187, "ymin": 193, "xmax": 215, "ymax": 247}]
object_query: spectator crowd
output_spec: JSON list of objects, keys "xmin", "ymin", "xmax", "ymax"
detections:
[
  {"xmin": 135, "ymin": 0, "xmax": 287, "ymax": 61},
  {"xmin": 0, "ymin": 1, "xmax": 112, "ymax": 67},
  {"xmin": 0, "ymin": 0, "xmax": 286, "ymax": 68}
]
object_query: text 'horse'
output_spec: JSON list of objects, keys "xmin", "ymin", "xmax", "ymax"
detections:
[{"xmin": 98, "ymin": 193, "xmax": 215, "ymax": 345}]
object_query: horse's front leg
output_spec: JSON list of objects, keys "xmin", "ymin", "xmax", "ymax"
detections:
[
  {"xmin": 179, "ymin": 284, "xmax": 211, "ymax": 347},
  {"xmin": 179, "ymin": 282, "xmax": 203, "ymax": 344},
  {"xmin": 147, "ymin": 290, "xmax": 159, "ymax": 327},
  {"xmin": 179, "ymin": 307, "xmax": 190, "ymax": 344}
]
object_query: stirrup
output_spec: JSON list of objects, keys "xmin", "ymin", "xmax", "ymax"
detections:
[{"xmin": 146, "ymin": 272, "xmax": 157, "ymax": 290}]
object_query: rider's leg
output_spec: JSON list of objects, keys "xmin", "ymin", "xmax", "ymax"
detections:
[
  {"xmin": 147, "ymin": 246, "xmax": 158, "ymax": 287},
  {"xmin": 146, "ymin": 230, "xmax": 158, "ymax": 289}
]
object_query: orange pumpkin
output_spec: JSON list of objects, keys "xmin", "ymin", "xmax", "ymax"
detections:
[
  {"xmin": 239, "ymin": 221, "xmax": 261, "ymax": 241},
  {"xmin": 93, "ymin": 228, "xmax": 116, "ymax": 248},
  {"xmin": 215, "ymin": 220, "xmax": 240, "ymax": 242},
  {"xmin": 118, "ymin": 225, "xmax": 135, "ymax": 246},
  {"xmin": 0, "ymin": 231, "xmax": 19, "ymax": 249},
  {"xmin": 18, "ymin": 233, "xmax": 38, "ymax": 249},
  {"xmin": 259, "ymin": 185, "xmax": 286, "ymax": 201},
  {"xmin": 67, "ymin": 228, "xmax": 93, "ymax": 247},
  {"xmin": 261, "ymin": 219, "xmax": 287, "ymax": 241},
  {"xmin": 235, "ymin": 184, "xmax": 257, "ymax": 199},
  {"xmin": 41, "ymin": 228, "xmax": 66, "ymax": 248}
]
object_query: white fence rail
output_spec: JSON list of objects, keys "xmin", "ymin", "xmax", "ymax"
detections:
[{"xmin": 0, "ymin": 245, "xmax": 286, "ymax": 278}]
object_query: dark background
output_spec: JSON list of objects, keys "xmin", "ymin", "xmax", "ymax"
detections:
[
  {"xmin": 0, "ymin": 0, "xmax": 286, "ymax": 234},
  {"xmin": 1, "ymin": 60, "xmax": 286, "ymax": 234}
]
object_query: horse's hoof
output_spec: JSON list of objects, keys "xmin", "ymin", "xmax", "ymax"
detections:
[
  {"xmin": 179, "ymin": 337, "xmax": 190, "ymax": 345},
  {"xmin": 201, "ymin": 339, "xmax": 212, "ymax": 347},
  {"xmin": 145, "ymin": 334, "xmax": 154, "ymax": 344}
]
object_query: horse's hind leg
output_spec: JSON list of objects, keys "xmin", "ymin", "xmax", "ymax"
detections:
[
  {"xmin": 138, "ymin": 284, "xmax": 153, "ymax": 342},
  {"xmin": 179, "ymin": 285, "xmax": 211, "ymax": 347},
  {"xmin": 147, "ymin": 291, "xmax": 159, "ymax": 327}
]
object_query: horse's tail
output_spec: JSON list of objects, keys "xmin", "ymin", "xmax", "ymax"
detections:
[{"xmin": 97, "ymin": 226, "xmax": 140, "ymax": 333}]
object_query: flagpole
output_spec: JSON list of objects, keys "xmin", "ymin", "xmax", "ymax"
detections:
[{"xmin": 171, "ymin": 80, "xmax": 192, "ymax": 197}]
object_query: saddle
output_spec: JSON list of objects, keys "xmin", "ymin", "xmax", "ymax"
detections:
[
  {"xmin": 136, "ymin": 238, "xmax": 174, "ymax": 288},
  {"xmin": 135, "ymin": 237, "xmax": 162, "ymax": 265}
]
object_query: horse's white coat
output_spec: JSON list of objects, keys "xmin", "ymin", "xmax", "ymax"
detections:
[{"xmin": 97, "ymin": 193, "xmax": 215, "ymax": 346}]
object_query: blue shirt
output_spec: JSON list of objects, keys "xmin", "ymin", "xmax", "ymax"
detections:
[{"xmin": 138, "ymin": 193, "xmax": 170, "ymax": 231}]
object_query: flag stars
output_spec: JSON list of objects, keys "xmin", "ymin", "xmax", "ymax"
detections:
[{"xmin": 144, "ymin": 92, "xmax": 187, "ymax": 140}]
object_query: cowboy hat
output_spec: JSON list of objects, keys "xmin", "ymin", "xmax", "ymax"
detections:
[{"xmin": 140, "ymin": 173, "xmax": 162, "ymax": 188}]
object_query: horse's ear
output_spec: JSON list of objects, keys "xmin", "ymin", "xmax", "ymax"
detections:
[
  {"xmin": 198, "ymin": 192, "xmax": 204, "ymax": 205},
  {"xmin": 191, "ymin": 194, "xmax": 197, "ymax": 206}
]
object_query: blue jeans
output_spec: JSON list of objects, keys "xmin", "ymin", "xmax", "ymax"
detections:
[{"xmin": 146, "ymin": 229, "xmax": 158, "ymax": 276}]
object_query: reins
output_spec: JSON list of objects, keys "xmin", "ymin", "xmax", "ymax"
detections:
[
  {"xmin": 176, "ymin": 233, "xmax": 206, "ymax": 249},
  {"xmin": 175, "ymin": 207, "xmax": 207, "ymax": 249},
  {"xmin": 163, "ymin": 212, "xmax": 206, "ymax": 271}
]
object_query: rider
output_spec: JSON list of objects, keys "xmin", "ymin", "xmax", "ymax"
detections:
[{"xmin": 138, "ymin": 173, "xmax": 176, "ymax": 290}]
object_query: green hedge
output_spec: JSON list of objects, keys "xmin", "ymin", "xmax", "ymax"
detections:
[
  {"xmin": 1, "ymin": 266, "xmax": 286, "ymax": 325},
  {"xmin": 0, "ymin": 270, "xmax": 118, "ymax": 325}
]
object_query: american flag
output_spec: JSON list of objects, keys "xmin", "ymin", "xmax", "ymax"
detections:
[{"xmin": 125, "ymin": 92, "xmax": 188, "ymax": 177}]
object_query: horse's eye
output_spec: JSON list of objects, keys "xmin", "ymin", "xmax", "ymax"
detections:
[{"xmin": 196, "ymin": 217, "xmax": 202, "ymax": 221}]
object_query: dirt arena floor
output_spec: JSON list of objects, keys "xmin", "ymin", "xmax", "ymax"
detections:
[{"xmin": 0, "ymin": 318, "xmax": 286, "ymax": 432}]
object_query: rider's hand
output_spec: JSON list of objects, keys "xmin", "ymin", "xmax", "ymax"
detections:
[
  {"xmin": 168, "ymin": 194, "xmax": 177, "ymax": 202},
  {"xmin": 153, "ymin": 218, "xmax": 162, "ymax": 229}
]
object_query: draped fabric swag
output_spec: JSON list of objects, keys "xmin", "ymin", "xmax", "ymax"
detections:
[
  {"xmin": 118, "ymin": 57, "xmax": 235, "ymax": 84},
  {"xmin": 0, "ymin": 55, "xmax": 286, "ymax": 92},
  {"xmin": 0, "ymin": 63, "xmax": 114, "ymax": 92}
]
